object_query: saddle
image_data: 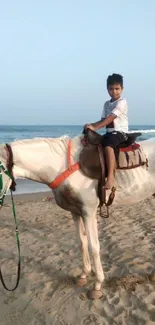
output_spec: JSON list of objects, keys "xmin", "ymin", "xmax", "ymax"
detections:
[
  {"xmin": 79, "ymin": 129, "xmax": 148, "ymax": 217},
  {"xmin": 84, "ymin": 129, "xmax": 142, "ymax": 147}
]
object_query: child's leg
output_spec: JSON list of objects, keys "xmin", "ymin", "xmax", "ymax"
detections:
[
  {"xmin": 104, "ymin": 146, "xmax": 116, "ymax": 189},
  {"xmin": 103, "ymin": 132, "xmax": 127, "ymax": 189}
]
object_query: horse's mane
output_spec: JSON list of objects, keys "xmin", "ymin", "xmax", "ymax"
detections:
[
  {"xmin": 11, "ymin": 134, "xmax": 84, "ymax": 159},
  {"xmin": 11, "ymin": 135, "xmax": 71, "ymax": 146}
]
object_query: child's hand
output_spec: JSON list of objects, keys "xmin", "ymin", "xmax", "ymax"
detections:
[{"xmin": 86, "ymin": 124, "xmax": 95, "ymax": 131}]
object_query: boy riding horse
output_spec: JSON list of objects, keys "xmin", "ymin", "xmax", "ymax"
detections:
[{"xmin": 85, "ymin": 73, "xmax": 128, "ymax": 189}]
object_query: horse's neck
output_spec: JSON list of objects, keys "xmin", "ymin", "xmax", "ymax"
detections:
[
  {"xmin": 11, "ymin": 137, "xmax": 70, "ymax": 184},
  {"xmin": 0, "ymin": 145, "xmax": 7, "ymax": 166}
]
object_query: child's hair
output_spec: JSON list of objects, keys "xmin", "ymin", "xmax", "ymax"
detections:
[{"xmin": 107, "ymin": 73, "xmax": 123, "ymax": 88}]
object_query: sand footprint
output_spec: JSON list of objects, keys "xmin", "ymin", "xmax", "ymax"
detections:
[
  {"xmin": 52, "ymin": 314, "xmax": 71, "ymax": 325},
  {"xmin": 0, "ymin": 310, "xmax": 33, "ymax": 325},
  {"xmin": 81, "ymin": 314, "xmax": 103, "ymax": 325}
]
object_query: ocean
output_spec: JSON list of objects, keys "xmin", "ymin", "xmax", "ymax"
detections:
[{"xmin": 1, "ymin": 125, "xmax": 155, "ymax": 195}]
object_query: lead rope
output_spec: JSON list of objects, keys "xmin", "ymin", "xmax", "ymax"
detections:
[{"xmin": 0, "ymin": 162, "xmax": 21, "ymax": 291}]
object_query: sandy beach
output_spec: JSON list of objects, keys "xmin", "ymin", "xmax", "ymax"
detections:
[{"xmin": 0, "ymin": 191, "xmax": 155, "ymax": 324}]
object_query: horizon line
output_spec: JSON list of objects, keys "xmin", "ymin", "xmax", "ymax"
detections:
[{"xmin": 0, "ymin": 124, "xmax": 155, "ymax": 127}]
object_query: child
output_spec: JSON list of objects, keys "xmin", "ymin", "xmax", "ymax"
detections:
[{"xmin": 85, "ymin": 73, "xmax": 128, "ymax": 189}]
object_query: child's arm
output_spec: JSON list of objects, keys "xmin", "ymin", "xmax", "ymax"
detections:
[
  {"xmin": 87, "ymin": 115, "xmax": 115, "ymax": 131},
  {"xmin": 87, "ymin": 99, "xmax": 127, "ymax": 131}
]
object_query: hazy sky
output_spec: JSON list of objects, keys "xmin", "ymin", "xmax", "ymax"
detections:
[{"xmin": 0, "ymin": 1, "xmax": 155, "ymax": 125}]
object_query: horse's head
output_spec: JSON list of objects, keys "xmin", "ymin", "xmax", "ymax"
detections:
[{"xmin": 0, "ymin": 143, "xmax": 16, "ymax": 206}]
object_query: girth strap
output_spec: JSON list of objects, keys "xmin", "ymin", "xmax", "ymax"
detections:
[{"xmin": 49, "ymin": 140, "xmax": 80, "ymax": 189}]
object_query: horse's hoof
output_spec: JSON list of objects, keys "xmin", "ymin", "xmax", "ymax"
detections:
[
  {"xmin": 87, "ymin": 289, "xmax": 103, "ymax": 300},
  {"xmin": 75, "ymin": 277, "xmax": 87, "ymax": 287}
]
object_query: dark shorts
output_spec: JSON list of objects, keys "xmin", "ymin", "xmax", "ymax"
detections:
[{"xmin": 102, "ymin": 131, "xmax": 128, "ymax": 149}]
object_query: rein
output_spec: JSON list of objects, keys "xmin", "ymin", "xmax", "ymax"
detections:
[{"xmin": 0, "ymin": 144, "xmax": 21, "ymax": 291}]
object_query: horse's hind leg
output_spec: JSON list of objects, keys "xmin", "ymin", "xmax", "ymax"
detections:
[
  {"xmin": 72, "ymin": 215, "xmax": 91, "ymax": 287},
  {"xmin": 84, "ymin": 211, "xmax": 104, "ymax": 299}
]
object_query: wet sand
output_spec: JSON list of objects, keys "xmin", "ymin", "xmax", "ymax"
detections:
[{"xmin": 0, "ymin": 191, "xmax": 155, "ymax": 324}]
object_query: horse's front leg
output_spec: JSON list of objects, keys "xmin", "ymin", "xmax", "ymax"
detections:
[
  {"xmin": 84, "ymin": 211, "xmax": 104, "ymax": 299},
  {"xmin": 72, "ymin": 215, "xmax": 91, "ymax": 287}
]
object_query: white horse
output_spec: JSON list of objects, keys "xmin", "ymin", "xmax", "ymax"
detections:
[{"xmin": 1, "ymin": 134, "xmax": 155, "ymax": 299}]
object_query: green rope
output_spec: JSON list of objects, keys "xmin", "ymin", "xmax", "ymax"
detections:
[{"xmin": 0, "ymin": 161, "xmax": 21, "ymax": 291}]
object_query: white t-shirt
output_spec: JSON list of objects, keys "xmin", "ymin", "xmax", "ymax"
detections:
[{"xmin": 101, "ymin": 97, "xmax": 128, "ymax": 133}]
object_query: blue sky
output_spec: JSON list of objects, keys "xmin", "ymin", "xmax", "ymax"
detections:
[{"xmin": 0, "ymin": 0, "xmax": 155, "ymax": 125}]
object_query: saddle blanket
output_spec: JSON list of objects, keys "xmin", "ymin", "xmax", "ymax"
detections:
[{"xmin": 117, "ymin": 143, "xmax": 148, "ymax": 169}]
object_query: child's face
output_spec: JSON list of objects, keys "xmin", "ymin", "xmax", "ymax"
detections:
[{"xmin": 107, "ymin": 83, "xmax": 123, "ymax": 101}]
